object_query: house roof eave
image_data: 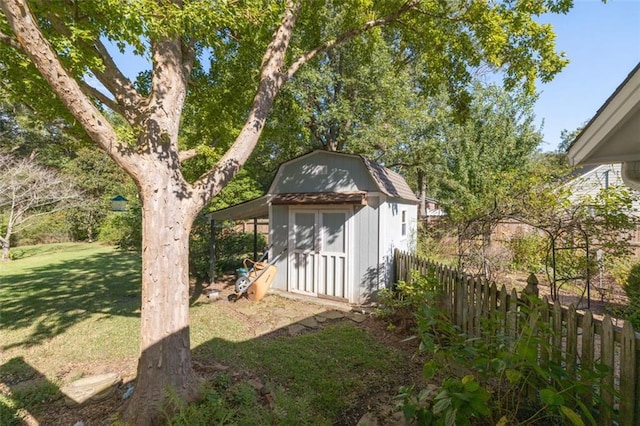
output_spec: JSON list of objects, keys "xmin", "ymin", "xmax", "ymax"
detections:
[{"xmin": 568, "ymin": 62, "xmax": 640, "ymax": 166}]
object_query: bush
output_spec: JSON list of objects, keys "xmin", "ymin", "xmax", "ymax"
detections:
[
  {"xmin": 211, "ymin": 225, "xmax": 267, "ymax": 274},
  {"xmin": 375, "ymin": 271, "xmax": 440, "ymax": 332},
  {"xmin": 12, "ymin": 212, "xmax": 72, "ymax": 246},
  {"xmin": 606, "ymin": 256, "xmax": 640, "ymax": 328},
  {"xmin": 384, "ymin": 272, "xmax": 607, "ymax": 425},
  {"xmin": 98, "ymin": 204, "xmax": 142, "ymax": 250},
  {"xmin": 507, "ymin": 232, "xmax": 547, "ymax": 272}
]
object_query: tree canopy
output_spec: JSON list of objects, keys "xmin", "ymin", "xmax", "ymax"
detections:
[{"xmin": 0, "ymin": 0, "xmax": 576, "ymax": 423}]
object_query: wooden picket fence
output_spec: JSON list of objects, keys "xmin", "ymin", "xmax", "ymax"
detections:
[{"xmin": 394, "ymin": 249, "xmax": 640, "ymax": 425}]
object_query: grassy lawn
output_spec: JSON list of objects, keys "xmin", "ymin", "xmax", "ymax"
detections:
[{"xmin": 1, "ymin": 243, "xmax": 410, "ymax": 425}]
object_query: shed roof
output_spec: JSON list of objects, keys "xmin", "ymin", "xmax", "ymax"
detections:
[
  {"xmin": 271, "ymin": 191, "xmax": 367, "ymax": 205},
  {"xmin": 207, "ymin": 195, "xmax": 269, "ymax": 221},
  {"xmin": 361, "ymin": 157, "xmax": 418, "ymax": 201},
  {"xmin": 271, "ymin": 150, "xmax": 419, "ymax": 203},
  {"xmin": 207, "ymin": 150, "xmax": 418, "ymax": 221}
]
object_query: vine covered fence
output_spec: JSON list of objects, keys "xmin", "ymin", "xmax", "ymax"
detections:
[{"xmin": 394, "ymin": 249, "xmax": 640, "ymax": 425}]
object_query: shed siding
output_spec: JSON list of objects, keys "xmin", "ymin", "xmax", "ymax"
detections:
[
  {"xmin": 379, "ymin": 200, "xmax": 418, "ymax": 286},
  {"xmin": 269, "ymin": 204, "xmax": 289, "ymax": 291},
  {"xmin": 273, "ymin": 152, "xmax": 378, "ymax": 194},
  {"xmin": 352, "ymin": 204, "xmax": 380, "ymax": 303}
]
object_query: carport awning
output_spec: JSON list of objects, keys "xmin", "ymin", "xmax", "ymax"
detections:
[
  {"xmin": 207, "ymin": 195, "xmax": 269, "ymax": 221},
  {"xmin": 271, "ymin": 192, "xmax": 367, "ymax": 205}
]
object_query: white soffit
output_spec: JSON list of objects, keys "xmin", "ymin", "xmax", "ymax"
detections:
[{"xmin": 568, "ymin": 63, "xmax": 640, "ymax": 165}]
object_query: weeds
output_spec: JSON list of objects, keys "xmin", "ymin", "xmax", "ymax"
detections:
[{"xmin": 380, "ymin": 273, "xmax": 610, "ymax": 425}]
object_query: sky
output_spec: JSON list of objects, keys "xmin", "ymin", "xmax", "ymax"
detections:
[{"xmin": 533, "ymin": 0, "xmax": 640, "ymax": 151}]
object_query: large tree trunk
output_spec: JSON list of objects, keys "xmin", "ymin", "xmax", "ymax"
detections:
[{"xmin": 122, "ymin": 173, "xmax": 201, "ymax": 425}]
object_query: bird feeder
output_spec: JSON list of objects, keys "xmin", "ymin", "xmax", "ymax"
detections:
[{"xmin": 110, "ymin": 195, "xmax": 128, "ymax": 212}]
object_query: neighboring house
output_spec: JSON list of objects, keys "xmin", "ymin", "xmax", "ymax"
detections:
[
  {"xmin": 565, "ymin": 163, "xmax": 640, "ymax": 250},
  {"xmin": 422, "ymin": 196, "xmax": 446, "ymax": 224},
  {"xmin": 208, "ymin": 150, "xmax": 419, "ymax": 304},
  {"xmin": 567, "ymin": 62, "xmax": 640, "ymax": 254},
  {"xmin": 566, "ymin": 163, "xmax": 639, "ymax": 207}
]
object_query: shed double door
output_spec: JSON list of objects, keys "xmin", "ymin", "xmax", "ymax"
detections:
[{"xmin": 289, "ymin": 209, "xmax": 348, "ymax": 300}]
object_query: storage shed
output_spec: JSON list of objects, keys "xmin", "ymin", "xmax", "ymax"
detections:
[{"xmin": 209, "ymin": 150, "xmax": 419, "ymax": 304}]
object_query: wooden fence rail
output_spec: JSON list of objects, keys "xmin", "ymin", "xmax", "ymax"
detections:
[{"xmin": 394, "ymin": 249, "xmax": 640, "ymax": 425}]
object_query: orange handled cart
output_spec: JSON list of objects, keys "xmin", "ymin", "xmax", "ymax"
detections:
[{"xmin": 234, "ymin": 248, "xmax": 286, "ymax": 302}]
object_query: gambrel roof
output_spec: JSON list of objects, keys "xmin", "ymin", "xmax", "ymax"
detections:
[{"xmin": 208, "ymin": 150, "xmax": 418, "ymax": 221}]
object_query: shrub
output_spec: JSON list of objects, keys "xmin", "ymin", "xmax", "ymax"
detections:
[
  {"xmin": 387, "ymin": 272, "xmax": 607, "ymax": 425},
  {"xmin": 623, "ymin": 262, "xmax": 640, "ymax": 329},
  {"xmin": 98, "ymin": 203, "xmax": 142, "ymax": 250},
  {"xmin": 375, "ymin": 271, "xmax": 440, "ymax": 332},
  {"xmin": 207, "ymin": 223, "xmax": 268, "ymax": 275},
  {"xmin": 507, "ymin": 232, "xmax": 547, "ymax": 272}
]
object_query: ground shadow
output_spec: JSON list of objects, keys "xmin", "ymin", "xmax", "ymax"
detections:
[
  {"xmin": 0, "ymin": 357, "xmax": 59, "ymax": 425},
  {"xmin": 0, "ymin": 250, "xmax": 141, "ymax": 349},
  {"xmin": 1, "ymin": 300, "xmax": 417, "ymax": 425}
]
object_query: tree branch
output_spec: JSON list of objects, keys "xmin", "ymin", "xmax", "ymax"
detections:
[
  {"xmin": 46, "ymin": 13, "xmax": 144, "ymax": 125},
  {"xmin": 0, "ymin": 0, "xmax": 134, "ymax": 170},
  {"xmin": 77, "ymin": 78, "xmax": 122, "ymax": 113},
  {"xmin": 0, "ymin": 29, "xmax": 22, "ymax": 50},
  {"xmin": 285, "ymin": 0, "xmax": 420, "ymax": 80},
  {"xmin": 90, "ymin": 38, "xmax": 146, "ymax": 124},
  {"xmin": 178, "ymin": 149, "xmax": 198, "ymax": 163},
  {"xmin": 192, "ymin": 0, "xmax": 302, "ymax": 206}
]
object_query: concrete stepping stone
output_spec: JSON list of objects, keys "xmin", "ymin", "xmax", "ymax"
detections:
[
  {"xmin": 315, "ymin": 315, "xmax": 328, "ymax": 323},
  {"xmin": 61, "ymin": 373, "xmax": 121, "ymax": 406},
  {"xmin": 298, "ymin": 317, "xmax": 319, "ymax": 329},
  {"xmin": 316, "ymin": 310, "xmax": 345, "ymax": 320},
  {"xmin": 357, "ymin": 412, "xmax": 379, "ymax": 425},
  {"xmin": 348, "ymin": 312, "xmax": 367, "ymax": 323},
  {"xmin": 254, "ymin": 322, "xmax": 273, "ymax": 336}
]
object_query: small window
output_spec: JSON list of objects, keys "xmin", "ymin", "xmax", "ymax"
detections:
[{"xmin": 401, "ymin": 210, "xmax": 407, "ymax": 237}]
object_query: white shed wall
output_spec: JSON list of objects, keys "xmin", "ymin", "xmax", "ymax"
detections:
[
  {"xmin": 269, "ymin": 204, "xmax": 289, "ymax": 291},
  {"xmin": 351, "ymin": 203, "xmax": 380, "ymax": 303},
  {"xmin": 378, "ymin": 200, "xmax": 418, "ymax": 287}
]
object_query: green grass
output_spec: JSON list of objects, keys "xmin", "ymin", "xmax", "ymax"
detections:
[
  {"xmin": 0, "ymin": 243, "xmax": 144, "ymax": 424},
  {"xmin": 1, "ymin": 243, "xmax": 409, "ymax": 425}
]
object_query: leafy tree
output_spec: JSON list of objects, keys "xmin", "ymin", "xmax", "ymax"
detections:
[
  {"xmin": 62, "ymin": 147, "xmax": 133, "ymax": 242},
  {"xmin": 430, "ymin": 84, "xmax": 543, "ymax": 222},
  {"xmin": 0, "ymin": 153, "xmax": 80, "ymax": 260},
  {"xmin": 0, "ymin": 101, "xmax": 84, "ymax": 167},
  {"xmin": 0, "ymin": 0, "xmax": 574, "ymax": 422},
  {"xmin": 557, "ymin": 124, "xmax": 585, "ymax": 154}
]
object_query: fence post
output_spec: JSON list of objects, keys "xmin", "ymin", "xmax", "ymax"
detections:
[
  {"xmin": 580, "ymin": 310, "xmax": 594, "ymax": 412},
  {"xmin": 522, "ymin": 273, "xmax": 539, "ymax": 298},
  {"xmin": 620, "ymin": 322, "xmax": 637, "ymax": 424},
  {"xmin": 600, "ymin": 316, "xmax": 614, "ymax": 426}
]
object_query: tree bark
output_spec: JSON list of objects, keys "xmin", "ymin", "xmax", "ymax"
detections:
[
  {"xmin": 417, "ymin": 169, "xmax": 426, "ymax": 219},
  {"xmin": 0, "ymin": 236, "xmax": 10, "ymax": 261},
  {"xmin": 122, "ymin": 170, "xmax": 201, "ymax": 425}
]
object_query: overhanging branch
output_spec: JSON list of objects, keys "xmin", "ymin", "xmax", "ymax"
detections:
[
  {"xmin": 0, "ymin": 0, "xmax": 134, "ymax": 169},
  {"xmin": 285, "ymin": 0, "xmax": 420, "ymax": 79}
]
